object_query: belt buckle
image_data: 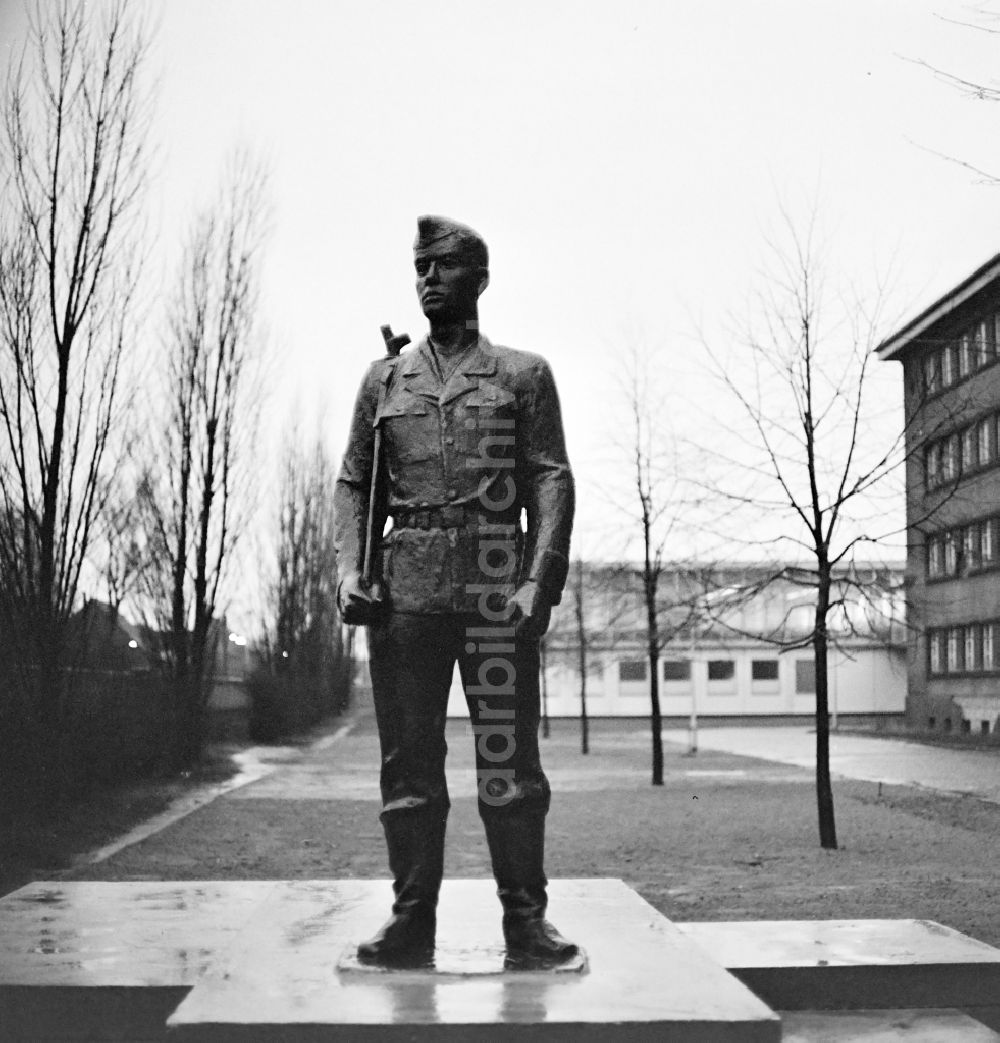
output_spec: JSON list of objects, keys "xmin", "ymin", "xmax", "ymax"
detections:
[
  {"xmin": 440, "ymin": 503, "xmax": 463, "ymax": 528},
  {"xmin": 417, "ymin": 509, "xmax": 430, "ymax": 530}
]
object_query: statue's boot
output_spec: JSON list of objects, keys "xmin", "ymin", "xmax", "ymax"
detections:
[
  {"xmin": 357, "ymin": 809, "xmax": 445, "ymax": 968},
  {"xmin": 483, "ymin": 813, "xmax": 579, "ymax": 968}
]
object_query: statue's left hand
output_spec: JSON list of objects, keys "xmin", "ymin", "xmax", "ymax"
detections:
[
  {"xmin": 508, "ymin": 581, "xmax": 552, "ymax": 639},
  {"xmin": 337, "ymin": 570, "xmax": 386, "ymax": 626}
]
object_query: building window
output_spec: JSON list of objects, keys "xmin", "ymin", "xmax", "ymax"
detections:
[
  {"xmin": 923, "ymin": 353, "xmax": 940, "ymax": 395},
  {"xmin": 751, "ymin": 659, "xmax": 779, "ymax": 682},
  {"xmin": 924, "ymin": 353, "xmax": 940, "ymax": 395},
  {"xmin": 965, "ymin": 625, "xmax": 980, "ymax": 672},
  {"xmin": 963, "ymin": 525, "xmax": 979, "ymax": 571},
  {"xmin": 962, "ymin": 427, "xmax": 977, "ymax": 472},
  {"xmin": 927, "ymin": 535, "xmax": 943, "ymax": 578},
  {"xmin": 707, "ymin": 660, "xmax": 735, "ymax": 682},
  {"xmin": 979, "ymin": 417, "xmax": 994, "ymax": 466},
  {"xmin": 942, "ymin": 345, "xmax": 955, "ymax": 386},
  {"xmin": 795, "ymin": 660, "xmax": 816, "ymax": 693},
  {"xmin": 984, "ymin": 518, "xmax": 997, "ymax": 564},
  {"xmin": 976, "ymin": 320, "xmax": 991, "ymax": 367},
  {"xmin": 985, "ymin": 624, "xmax": 997, "ymax": 671},
  {"xmin": 944, "ymin": 532, "xmax": 957, "ymax": 575},
  {"xmin": 959, "ymin": 334, "xmax": 973, "ymax": 377},
  {"xmin": 662, "ymin": 660, "xmax": 690, "ymax": 681},
  {"xmin": 618, "ymin": 660, "xmax": 647, "ymax": 682},
  {"xmin": 929, "ymin": 631, "xmax": 942, "ymax": 675},
  {"xmin": 947, "ymin": 627, "xmax": 961, "ymax": 673},
  {"xmin": 925, "ymin": 443, "xmax": 941, "ymax": 488},
  {"xmin": 942, "ymin": 434, "xmax": 960, "ymax": 481}
]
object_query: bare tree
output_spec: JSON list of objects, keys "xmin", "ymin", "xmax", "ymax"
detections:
[
  {"xmin": 249, "ymin": 429, "xmax": 352, "ymax": 739},
  {"xmin": 96, "ymin": 470, "xmax": 146, "ymax": 615},
  {"xmin": 615, "ymin": 345, "xmax": 687, "ymax": 786},
  {"xmin": 693, "ymin": 207, "xmax": 959, "ymax": 848},
  {"xmin": 904, "ymin": 11, "xmax": 1000, "ymax": 182},
  {"xmin": 140, "ymin": 153, "xmax": 268, "ymax": 767},
  {"xmin": 0, "ymin": 0, "xmax": 149, "ymax": 782},
  {"xmin": 272, "ymin": 435, "xmax": 339, "ymax": 667}
]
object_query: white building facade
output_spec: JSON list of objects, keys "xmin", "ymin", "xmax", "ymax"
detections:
[{"xmin": 447, "ymin": 561, "xmax": 907, "ymax": 720}]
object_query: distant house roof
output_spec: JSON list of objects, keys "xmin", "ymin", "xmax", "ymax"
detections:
[
  {"xmin": 68, "ymin": 600, "xmax": 153, "ymax": 671},
  {"xmin": 876, "ymin": 250, "xmax": 1000, "ymax": 361}
]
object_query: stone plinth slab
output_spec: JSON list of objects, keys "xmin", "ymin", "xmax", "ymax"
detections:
[
  {"xmin": 167, "ymin": 879, "xmax": 781, "ymax": 1041},
  {"xmin": 780, "ymin": 1008, "xmax": 1000, "ymax": 1041},
  {"xmin": 0, "ymin": 881, "xmax": 275, "ymax": 1040},
  {"xmin": 678, "ymin": 919, "xmax": 1000, "ymax": 1011}
]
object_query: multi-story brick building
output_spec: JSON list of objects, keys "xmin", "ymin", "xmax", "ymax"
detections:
[{"xmin": 877, "ymin": 252, "xmax": 1000, "ymax": 735}]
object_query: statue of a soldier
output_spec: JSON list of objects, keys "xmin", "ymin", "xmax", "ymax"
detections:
[{"xmin": 333, "ymin": 216, "xmax": 577, "ymax": 969}]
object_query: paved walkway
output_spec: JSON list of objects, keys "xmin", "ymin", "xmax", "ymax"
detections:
[{"xmin": 662, "ymin": 725, "xmax": 1000, "ymax": 803}]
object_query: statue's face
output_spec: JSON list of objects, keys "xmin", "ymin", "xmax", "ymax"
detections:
[{"xmin": 414, "ymin": 241, "xmax": 488, "ymax": 321}]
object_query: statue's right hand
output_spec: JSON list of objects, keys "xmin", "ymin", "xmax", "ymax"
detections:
[{"xmin": 337, "ymin": 571, "xmax": 386, "ymax": 625}]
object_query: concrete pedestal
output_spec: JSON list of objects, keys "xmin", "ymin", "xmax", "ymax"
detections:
[
  {"xmin": 780, "ymin": 1009, "xmax": 1000, "ymax": 1041},
  {"xmin": 678, "ymin": 919, "xmax": 1000, "ymax": 1016},
  {"xmin": 166, "ymin": 879, "xmax": 780, "ymax": 1041},
  {"xmin": 0, "ymin": 881, "xmax": 272, "ymax": 1040},
  {"xmin": 5, "ymin": 881, "xmax": 1000, "ymax": 1040}
]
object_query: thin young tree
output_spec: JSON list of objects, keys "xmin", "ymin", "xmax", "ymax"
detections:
[
  {"xmin": 694, "ymin": 207, "xmax": 959, "ymax": 848},
  {"xmin": 614, "ymin": 344, "xmax": 685, "ymax": 786},
  {"xmin": 0, "ymin": 0, "xmax": 149, "ymax": 781},
  {"xmin": 253, "ymin": 430, "xmax": 351, "ymax": 736},
  {"xmin": 142, "ymin": 153, "xmax": 268, "ymax": 767}
]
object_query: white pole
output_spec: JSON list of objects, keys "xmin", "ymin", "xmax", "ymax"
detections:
[
  {"xmin": 831, "ymin": 648, "xmax": 839, "ymax": 732},
  {"xmin": 688, "ymin": 616, "xmax": 698, "ymax": 755}
]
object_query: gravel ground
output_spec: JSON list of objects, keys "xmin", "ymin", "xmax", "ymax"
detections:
[{"xmin": 57, "ymin": 712, "xmax": 1000, "ymax": 948}]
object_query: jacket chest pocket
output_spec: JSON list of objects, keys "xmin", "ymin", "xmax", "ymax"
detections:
[
  {"xmin": 457, "ymin": 387, "xmax": 517, "ymax": 461},
  {"xmin": 378, "ymin": 397, "xmax": 438, "ymax": 465}
]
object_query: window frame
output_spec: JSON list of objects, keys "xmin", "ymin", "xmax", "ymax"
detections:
[
  {"xmin": 959, "ymin": 334, "xmax": 973, "ymax": 378},
  {"xmin": 662, "ymin": 659, "xmax": 691, "ymax": 682},
  {"xmin": 706, "ymin": 659, "xmax": 735, "ymax": 683},
  {"xmin": 794, "ymin": 659, "xmax": 816, "ymax": 694},
  {"xmin": 962, "ymin": 426, "xmax": 977, "ymax": 472},
  {"xmin": 618, "ymin": 659, "xmax": 648, "ymax": 684},
  {"xmin": 942, "ymin": 345, "xmax": 955, "ymax": 386},
  {"xmin": 929, "ymin": 631, "xmax": 942, "ymax": 675},
  {"xmin": 979, "ymin": 417, "xmax": 993, "ymax": 465},
  {"xmin": 750, "ymin": 659, "xmax": 780, "ymax": 683}
]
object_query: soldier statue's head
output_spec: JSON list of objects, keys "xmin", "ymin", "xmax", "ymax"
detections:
[{"xmin": 413, "ymin": 215, "xmax": 489, "ymax": 326}]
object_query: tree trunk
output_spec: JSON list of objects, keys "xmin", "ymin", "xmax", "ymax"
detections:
[
  {"xmin": 578, "ymin": 638, "xmax": 589, "ymax": 755},
  {"xmin": 649, "ymin": 638, "xmax": 663, "ymax": 785},
  {"xmin": 814, "ymin": 566, "xmax": 838, "ymax": 849},
  {"xmin": 646, "ymin": 575, "xmax": 663, "ymax": 785}
]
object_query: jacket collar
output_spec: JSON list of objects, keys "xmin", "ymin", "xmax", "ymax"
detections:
[{"xmin": 400, "ymin": 335, "xmax": 498, "ymax": 403}]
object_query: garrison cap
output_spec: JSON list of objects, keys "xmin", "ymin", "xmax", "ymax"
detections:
[{"xmin": 414, "ymin": 215, "xmax": 489, "ymax": 269}]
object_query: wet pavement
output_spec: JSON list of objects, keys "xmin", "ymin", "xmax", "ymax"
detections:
[{"xmin": 662, "ymin": 726, "xmax": 1000, "ymax": 803}]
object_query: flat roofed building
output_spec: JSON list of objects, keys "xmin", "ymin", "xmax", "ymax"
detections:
[
  {"xmin": 446, "ymin": 561, "xmax": 906, "ymax": 721},
  {"xmin": 878, "ymin": 251, "xmax": 1000, "ymax": 736}
]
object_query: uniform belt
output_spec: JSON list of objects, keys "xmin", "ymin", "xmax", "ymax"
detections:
[
  {"xmin": 392, "ymin": 505, "xmax": 515, "ymax": 530},
  {"xmin": 392, "ymin": 505, "xmax": 475, "ymax": 530}
]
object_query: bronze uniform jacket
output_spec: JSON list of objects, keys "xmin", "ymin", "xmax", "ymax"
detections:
[{"xmin": 333, "ymin": 335, "xmax": 574, "ymax": 614}]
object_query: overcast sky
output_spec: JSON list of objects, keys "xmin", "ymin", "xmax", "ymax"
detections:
[{"xmin": 6, "ymin": 0, "xmax": 1000, "ymax": 609}]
